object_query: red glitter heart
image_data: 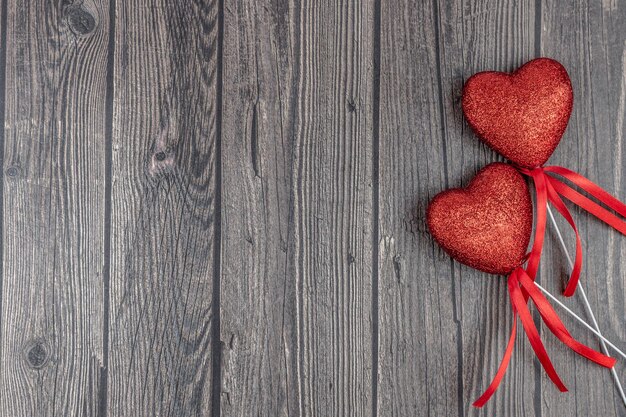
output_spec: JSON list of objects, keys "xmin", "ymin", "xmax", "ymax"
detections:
[
  {"xmin": 462, "ymin": 58, "xmax": 573, "ymax": 168},
  {"xmin": 427, "ymin": 163, "xmax": 533, "ymax": 275}
]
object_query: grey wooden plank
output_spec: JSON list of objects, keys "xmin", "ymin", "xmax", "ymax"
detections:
[
  {"xmin": 0, "ymin": 0, "xmax": 109, "ymax": 416},
  {"xmin": 220, "ymin": 0, "xmax": 376, "ymax": 415},
  {"xmin": 107, "ymin": 0, "xmax": 220, "ymax": 415},
  {"xmin": 220, "ymin": 0, "xmax": 296, "ymax": 414},
  {"xmin": 378, "ymin": 0, "xmax": 541, "ymax": 415},
  {"xmin": 539, "ymin": 1, "xmax": 626, "ymax": 416},
  {"xmin": 376, "ymin": 0, "xmax": 460, "ymax": 415},
  {"xmin": 436, "ymin": 1, "xmax": 541, "ymax": 416}
]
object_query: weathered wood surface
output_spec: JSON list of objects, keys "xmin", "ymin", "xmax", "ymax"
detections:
[
  {"xmin": 0, "ymin": 0, "xmax": 109, "ymax": 415},
  {"xmin": 380, "ymin": 1, "xmax": 542, "ymax": 416},
  {"xmin": 108, "ymin": 0, "xmax": 220, "ymax": 415},
  {"xmin": 539, "ymin": 1, "xmax": 626, "ymax": 416},
  {"xmin": 221, "ymin": 1, "xmax": 375, "ymax": 415},
  {"xmin": 0, "ymin": 0, "xmax": 624, "ymax": 416}
]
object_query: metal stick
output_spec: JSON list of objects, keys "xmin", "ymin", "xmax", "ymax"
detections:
[
  {"xmin": 533, "ymin": 281, "xmax": 626, "ymax": 360},
  {"xmin": 546, "ymin": 205, "xmax": 626, "ymax": 406}
]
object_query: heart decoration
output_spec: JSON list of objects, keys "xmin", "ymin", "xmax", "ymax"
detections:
[
  {"xmin": 427, "ymin": 162, "xmax": 532, "ymax": 275},
  {"xmin": 426, "ymin": 57, "xmax": 626, "ymax": 407},
  {"xmin": 462, "ymin": 58, "xmax": 573, "ymax": 168}
]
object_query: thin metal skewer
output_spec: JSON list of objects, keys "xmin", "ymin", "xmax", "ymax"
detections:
[
  {"xmin": 534, "ymin": 281, "xmax": 626, "ymax": 360},
  {"xmin": 546, "ymin": 205, "xmax": 626, "ymax": 406}
]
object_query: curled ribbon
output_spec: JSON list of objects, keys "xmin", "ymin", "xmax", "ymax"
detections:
[
  {"xmin": 474, "ymin": 165, "xmax": 626, "ymax": 407},
  {"xmin": 473, "ymin": 268, "xmax": 615, "ymax": 407},
  {"xmin": 522, "ymin": 166, "xmax": 626, "ymax": 296}
]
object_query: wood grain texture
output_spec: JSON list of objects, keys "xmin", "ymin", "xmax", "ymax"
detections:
[
  {"xmin": 378, "ymin": 0, "xmax": 540, "ymax": 415},
  {"xmin": 0, "ymin": 0, "xmax": 623, "ymax": 415},
  {"xmin": 539, "ymin": 1, "xmax": 626, "ymax": 416},
  {"xmin": 0, "ymin": 0, "xmax": 109, "ymax": 416},
  {"xmin": 107, "ymin": 0, "xmax": 220, "ymax": 415},
  {"xmin": 436, "ymin": 1, "xmax": 541, "ymax": 416},
  {"xmin": 220, "ymin": 0, "xmax": 296, "ymax": 414},
  {"xmin": 220, "ymin": 0, "xmax": 376, "ymax": 416},
  {"xmin": 376, "ymin": 0, "xmax": 461, "ymax": 415}
]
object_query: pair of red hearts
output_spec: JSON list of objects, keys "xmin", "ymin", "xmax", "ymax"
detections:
[{"xmin": 428, "ymin": 58, "xmax": 573, "ymax": 274}]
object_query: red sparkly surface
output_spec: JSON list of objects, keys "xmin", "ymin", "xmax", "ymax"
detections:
[
  {"xmin": 462, "ymin": 58, "xmax": 573, "ymax": 168},
  {"xmin": 427, "ymin": 163, "xmax": 533, "ymax": 275}
]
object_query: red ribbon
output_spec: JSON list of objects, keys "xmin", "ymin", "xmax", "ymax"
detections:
[
  {"xmin": 473, "ymin": 268, "xmax": 615, "ymax": 407},
  {"xmin": 475, "ymin": 165, "xmax": 626, "ymax": 407},
  {"xmin": 522, "ymin": 166, "xmax": 626, "ymax": 296}
]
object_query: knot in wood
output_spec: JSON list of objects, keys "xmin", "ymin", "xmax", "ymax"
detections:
[
  {"xmin": 5, "ymin": 166, "xmax": 20, "ymax": 178},
  {"xmin": 24, "ymin": 339, "xmax": 49, "ymax": 369},
  {"xmin": 66, "ymin": 6, "xmax": 96, "ymax": 36}
]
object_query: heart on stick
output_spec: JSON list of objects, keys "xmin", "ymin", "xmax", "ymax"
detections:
[
  {"xmin": 427, "ymin": 163, "xmax": 533, "ymax": 275},
  {"xmin": 462, "ymin": 58, "xmax": 573, "ymax": 168}
]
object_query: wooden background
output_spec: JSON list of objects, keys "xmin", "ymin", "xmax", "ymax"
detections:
[{"xmin": 0, "ymin": 0, "xmax": 624, "ymax": 415}]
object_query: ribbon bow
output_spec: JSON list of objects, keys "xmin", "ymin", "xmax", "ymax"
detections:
[
  {"xmin": 474, "ymin": 165, "xmax": 626, "ymax": 407},
  {"xmin": 523, "ymin": 166, "xmax": 626, "ymax": 295}
]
